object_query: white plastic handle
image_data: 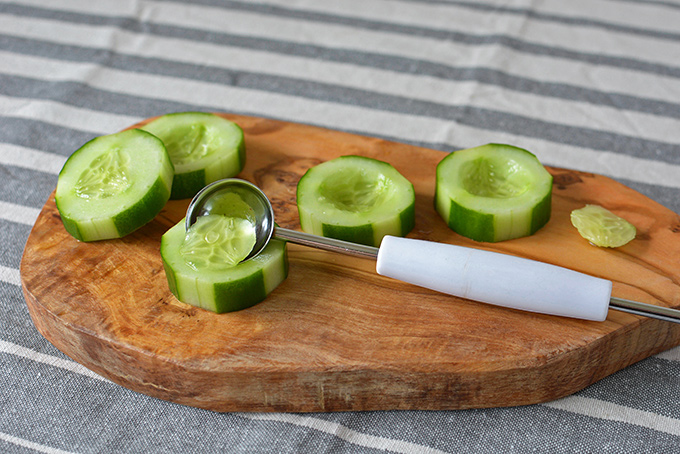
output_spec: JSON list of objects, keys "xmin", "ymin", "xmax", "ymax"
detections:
[{"xmin": 375, "ymin": 236, "xmax": 612, "ymax": 321}]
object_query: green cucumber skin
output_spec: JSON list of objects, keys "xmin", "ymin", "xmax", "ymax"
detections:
[
  {"xmin": 57, "ymin": 209, "xmax": 85, "ymax": 241},
  {"xmin": 162, "ymin": 261, "xmax": 269, "ymax": 314},
  {"xmin": 170, "ymin": 168, "xmax": 206, "ymax": 200},
  {"xmin": 164, "ymin": 260, "xmax": 179, "ymax": 297},
  {"xmin": 530, "ymin": 191, "xmax": 552, "ymax": 236},
  {"xmin": 236, "ymin": 134, "xmax": 246, "ymax": 174},
  {"xmin": 445, "ymin": 199, "xmax": 495, "ymax": 242},
  {"xmin": 213, "ymin": 269, "xmax": 267, "ymax": 313},
  {"xmin": 317, "ymin": 199, "xmax": 415, "ymax": 246},
  {"xmin": 168, "ymin": 136, "xmax": 246, "ymax": 200},
  {"xmin": 443, "ymin": 190, "xmax": 551, "ymax": 243},
  {"xmin": 112, "ymin": 174, "xmax": 172, "ymax": 238},
  {"xmin": 398, "ymin": 200, "xmax": 416, "ymax": 237},
  {"xmin": 54, "ymin": 134, "xmax": 98, "ymax": 242},
  {"xmin": 321, "ymin": 223, "xmax": 374, "ymax": 246}
]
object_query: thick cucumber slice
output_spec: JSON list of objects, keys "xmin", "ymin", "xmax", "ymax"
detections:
[
  {"xmin": 296, "ymin": 155, "xmax": 415, "ymax": 247},
  {"xmin": 140, "ymin": 112, "xmax": 246, "ymax": 200},
  {"xmin": 571, "ymin": 204, "xmax": 636, "ymax": 248},
  {"xmin": 55, "ymin": 129, "xmax": 173, "ymax": 242},
  {"xmin": 435, "ymin": 143, "xmax": 552, "ymax": 242},
  {"xmin": 161, "ymin": 217, "xmax": 288, "ymax": 313}
]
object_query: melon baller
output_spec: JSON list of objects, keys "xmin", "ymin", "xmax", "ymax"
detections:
[{"xmin": 185, "ymin": 178, "xmax": 680, "ymax": 324}]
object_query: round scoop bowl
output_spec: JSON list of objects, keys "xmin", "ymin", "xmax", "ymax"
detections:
[{"xmin": 185, "ymin": 178, "xmax": 275, "ymax": 261}]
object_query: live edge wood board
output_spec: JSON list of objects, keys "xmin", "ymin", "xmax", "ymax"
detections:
[{"xmin": 21, "ymin": 114, "xmax": 680, "ymax": 413}]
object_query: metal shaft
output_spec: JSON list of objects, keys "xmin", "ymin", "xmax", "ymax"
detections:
[
  {"xmin": 609, "ymin": 297, "xmax": 680, "ymax": 324},
  {"xmin": 274, "ymin": 227, "xmax": 379, "ymax": 259}
]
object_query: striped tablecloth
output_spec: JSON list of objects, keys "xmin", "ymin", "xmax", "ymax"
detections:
[{"xmin": 3, "ymin": 1, "xmax": 680, "ymax": 452}]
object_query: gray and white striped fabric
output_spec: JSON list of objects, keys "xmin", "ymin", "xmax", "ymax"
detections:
[{"xmin": 2, "ymin": 0, "xmax": 680, "ymax": 452}]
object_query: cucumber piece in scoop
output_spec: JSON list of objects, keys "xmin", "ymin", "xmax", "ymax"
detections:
[{"xmin": 161, "ymin": 215, "xmax": 288, "ymax": 313}]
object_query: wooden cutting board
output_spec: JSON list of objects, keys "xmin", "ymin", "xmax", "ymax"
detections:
[{"xmin": 21, "ymin": 114, "xmax": 680, "ymax": 413}]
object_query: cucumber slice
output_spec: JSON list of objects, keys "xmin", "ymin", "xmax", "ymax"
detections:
[
  {"xmin": 140, "ymin": 112, "xmax": 246, "ymax": 200},
  {"xmin": 435, "ymin": 143, "xmax": 552, "ymax": 242},
  {"xmin": 55, "ymin": 129, "xmax": 173, "ymax": 242},
  {"xmin": 296, "ymin": 155, "xmax": 415, "ymax": 247},
  {"xmin": 571, "ymin": 204, "xmax": 636, "ymax": 248},
  {"xmin": 161, "ymin": 217, "xmax": 288, "ymax": 313}
]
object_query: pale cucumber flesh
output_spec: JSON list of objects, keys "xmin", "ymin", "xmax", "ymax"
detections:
[
  {"xmin": 73, "ymin": 147, "xmax": 132, "ymax": 199},
  {"xmin": 571, "ymin": 204, "xmax": 636, "ymax": 248},
  {"xmin": 297, "ymin": 155, "xmax": 415, "ymax": 247},
  {"xmin": 180, "ymin": 215, "xmax": 256, "ymax": 271}
]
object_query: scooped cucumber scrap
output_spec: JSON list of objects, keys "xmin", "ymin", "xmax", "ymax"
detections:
[
  {"xmin": 55, "ymin": 129, "xmax": 174, "ymax": 242},
  {"xmin": 140, "ymin": 112, "xmax": 246, "ymax": 200},
  {"xmin": 296, "ymin": 155, "xmax": 415, "ymax": 247},
  {"xmin": 570, "ymin": 204, "xmax": 636, "ymax": 248},
  {"xmin": 435, "ymin": 143, "xmax": 553, "ymax": 242},
  {"xmin": 161, "ymin": 215, "xmax": 288, "ymax": 313}
]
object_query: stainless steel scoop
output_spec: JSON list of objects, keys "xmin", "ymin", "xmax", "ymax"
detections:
[{"xmin": 186, "ymin": 178, "xmax": 680, "ymax": 324}]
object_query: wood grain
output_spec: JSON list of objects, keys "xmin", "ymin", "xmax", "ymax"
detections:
[{"xmin": 20, "ymin": 113, "xmax": 680, "ymax": 412}]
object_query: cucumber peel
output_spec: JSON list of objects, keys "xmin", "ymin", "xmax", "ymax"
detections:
[
  {"xmin": 55, "ymin": 129, "xmax": 173, "ymax": 242},
  {"xmin": 161, "ymin": 216, "xmax": 288, "ymax": 313},
  {"xmin": 140, "ymin": 112, "xmax": 246, "ymax": 200},
  {"xmin": 435, "ymin": 143, "xmax": 552, "ymax": 242},
  {"xmin": 296, "ymin": 155, "xmax": 415, "ymax": 247}
]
